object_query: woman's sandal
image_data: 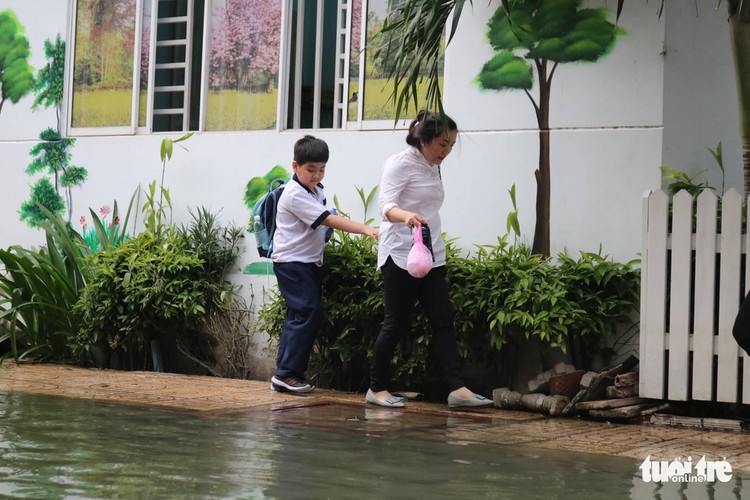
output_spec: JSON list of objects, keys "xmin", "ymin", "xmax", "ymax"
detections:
[{"xmin": 365, "ymin": 389, "xmax": 406, "ymax": 408}]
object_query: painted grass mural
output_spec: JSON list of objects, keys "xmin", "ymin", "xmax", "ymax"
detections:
[
  {"xmin": 206, "ymin": 0, "xmax": 281, "ymax": 131},
  {"xmin": 206, "ymin": 89, "xmax": 277, "ymax": 131},
  {"xmin": 362, "ymin": 0, "xmax": 444, "ymax": 121},
  {"xmin": 71, "ymin": 0, "xmax": 136, "ymax": 128}
]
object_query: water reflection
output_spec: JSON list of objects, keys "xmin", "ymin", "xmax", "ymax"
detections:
[{"xmin": 0, "ymin": 391, "xmax": 746, "ymax": 499}]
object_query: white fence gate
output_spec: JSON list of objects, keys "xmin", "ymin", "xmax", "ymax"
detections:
[{"xmin": 640, "ymin": 188, "xmax": 750, "ymax": 404}]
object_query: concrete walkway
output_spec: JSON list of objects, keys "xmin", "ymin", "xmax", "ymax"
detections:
[{"xmin": 3, "ymin": 362, "xmax": 750, "ymax": 473}]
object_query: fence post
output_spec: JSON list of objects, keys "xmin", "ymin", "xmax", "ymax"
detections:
[
  {"xmin": 640, "ymin": 190, "xmax": 669, "ymax": 399},
  {"xmin": 692, "ymin": 190, "xmax": 718, "ymax": 401}
]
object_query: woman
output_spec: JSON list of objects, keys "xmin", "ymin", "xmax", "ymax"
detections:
[{"xmin": 366, "ymin": 110, "xmax": 493, "ymax": 409}]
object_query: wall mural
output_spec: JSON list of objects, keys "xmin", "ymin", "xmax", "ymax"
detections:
[
  {"xmin": 206, "ymin": 0, "xmax": 282, "ymax": 131},
  {"xmin": 23, "ymin": 35, "xmax": 88, "ymax": 228},
  {"xmin": 363, "ymin": 0, "xmax": 443, "ymax": 121},
  {"xmin": 0, "ymin": 10, "xmax": 88, "ymax": 228},
  {"xmin": 0, "ymin": 10, "xmax": 34, "ymax": 117},
  {"xmin": 477, "ymin": 0, "xmax": 622, "ymax": 257},
  {"xmin": 242, "ymin": 165, "xmax": 290, "ymax": 275},
  {"xmin": 71, "ymin": 0, "xmax": 136, "ymax": 128}
]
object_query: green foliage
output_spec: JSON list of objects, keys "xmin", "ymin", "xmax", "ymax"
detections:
[
  {"xmin": 142, "ymin": 180, "xmax": 173, "ymax": 234},
  {"xmin": 23, "ymin": 127, "xmax": 87, "ymax": 226},
  {"xmin": 74, "ymin": 231, "xmax": 204, "ymax": 366},
  {"xmin": 478, "ymin": 1, "xmax": 621, "ymax": 90},
  {"xmin": 0, "ymin": 10, "xmax": 35, "ymax": 115},
  {"xmin": 257, "ymin": 229, "xmax": 640, "ymax": 394},
  {"xmin": 27, "ymin": 128, "xmax": 74, "ymax": 176},
  {"xmin": 660, "ymin": 167, "xmax": 713, "ymax": 197},
  {"xmin": 375, "ymin": 0, "xmax": 454, "ymax": 119},
  {"xmin": 74, "ymin": 208, "xmax": 243, "ymax": 370},
  {"xmin": 506, "ymin": 184, "xmax": 521, "ymax": 239},
  {"xmin": 19, "ymin": 177, "xmax": 65, "ymax": 227},
  {"xmin": 138, "ymin": 133, "xmax": 193, "ymax": 235},
  {"xmin": 178, "ymin": 207, "xmax": 244, "ymax": 284},
  {"xmin": 660, "ymin": 141, "xmax": 726, "ymax": 197},
  {"xmin": 60, "ymin": 165, "xmax": 88, "ymax": 187},
  {"xmin": 33, "ymin": 35, "xmax": 65, "ymax": 112},
  {"xmin": 80, "ymin": 202, "xmax": 131, "ymax": 253},
  {"xmin": 244, "ymin": 165, "xmax": 291, "ymax": 211},
  {"xmin": 0, "ymin": 208, "xmax": 92, "ymax": 363}
]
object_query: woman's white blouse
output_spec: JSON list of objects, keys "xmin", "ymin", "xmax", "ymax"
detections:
[{"xmin": 377, "ymin": 146, "xmax": 446, "ymax": 270}]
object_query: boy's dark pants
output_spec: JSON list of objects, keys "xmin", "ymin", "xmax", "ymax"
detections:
[
  {"xmin": 369, "ymin": 257, "xmax": 465, "ymax": 392},
  {"xmin": 273, "ymin": 262, "xmax": 323, "ymax": 380}
]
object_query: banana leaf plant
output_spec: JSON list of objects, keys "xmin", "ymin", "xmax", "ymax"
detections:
[{"xmin": 0, "ymin": 206, "xmax": 92, "ymax": 364}]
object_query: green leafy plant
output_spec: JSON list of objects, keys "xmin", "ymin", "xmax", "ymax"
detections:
[
  {"xmin": 80, "ymin": 201, "xmax": 133, "ymax": 253},
  {"xmin": 74, "ymin": 230, "xmax": 208, "ymax": 368},
  {"xmin": 33, "ymin": 35, "xmax": 66, "ymax": 130},
  {"xmin": 0, "ymin": 207, "xmax": 92, "ymax": 364},
  {"xmin": 139, "ymin": 133, "xmax": 193, "ymax": 235},
  {"xmin": 256, "ymin": 191, "xmax": 641, "ymax": 398},
  {"xmin": 74, "ymin": 207, "xmax": 245, "ymax": 373},
  {"xmin": 22, "ymin": 127, "xmax": 88, "ymax": 227}
]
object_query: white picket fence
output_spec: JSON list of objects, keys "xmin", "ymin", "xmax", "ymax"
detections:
[{"xmin": 640, "ymin": 188, "xmax": 749, "ymax": 404}]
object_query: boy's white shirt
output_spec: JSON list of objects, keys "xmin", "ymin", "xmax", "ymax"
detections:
[
  {"xmin": 271, "ymin": 176, "xmax": 330, "ymax": 266},
  {"xmin": 378, "ymin": 146, "xmax": 446, "ymax": 270}
]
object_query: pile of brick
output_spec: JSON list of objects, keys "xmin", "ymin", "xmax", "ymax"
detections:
[{"xmin": 492, "ymin": 357, "xmax": 666, "ymax": 420}]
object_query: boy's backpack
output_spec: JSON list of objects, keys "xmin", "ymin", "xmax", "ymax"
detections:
[{"xmin": 252, "ymin": 179, "xmax": 287, "ymax": 258}]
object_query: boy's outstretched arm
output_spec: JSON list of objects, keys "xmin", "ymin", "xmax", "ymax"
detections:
[{"xmin": 322, "ymin": 213, "xmax": 378, "ymax": 238}]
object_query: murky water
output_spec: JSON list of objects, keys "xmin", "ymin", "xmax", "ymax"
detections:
[{"xmin": 0, "ymin": 390, "xmax": 745, "ymax": 499}]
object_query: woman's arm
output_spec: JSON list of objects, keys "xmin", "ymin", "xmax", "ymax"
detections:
[{"xmin": 383, "ymin": 206, "xmax": 427, "ymax": 229}]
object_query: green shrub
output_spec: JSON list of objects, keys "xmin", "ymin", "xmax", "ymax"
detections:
[
  {"xmin": 74, "ymin": 230, "xmax": 206, "ymax": 367},
  {"xmin": 74, "ymin": 208, "xmax": 244, "ymax": 371},
  {"xmin": 257, "ymin": 231, "xmax": 640, "ymax": 396},
  {"xmin": 0, "ymin": 209, "xmax": 91, "ymax": 363}
]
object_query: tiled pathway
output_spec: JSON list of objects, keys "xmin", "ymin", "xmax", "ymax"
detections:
[{"xmin": 3, "ymin": 362, "xmax": 750, "ymax": 472}]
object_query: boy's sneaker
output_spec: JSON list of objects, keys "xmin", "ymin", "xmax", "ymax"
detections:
[{"xmin": 271, "ymin": 375, "xmax": 314, "ymax": 393}]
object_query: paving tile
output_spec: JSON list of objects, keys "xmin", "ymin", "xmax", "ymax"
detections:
[{"xmin": 4, "ymin": 362, "xmax": 750, "ymax": 473}]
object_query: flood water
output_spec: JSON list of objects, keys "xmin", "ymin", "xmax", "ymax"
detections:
[{"xmin": 0, "ymin": 390, "xmax": 746, "ymax": 499}]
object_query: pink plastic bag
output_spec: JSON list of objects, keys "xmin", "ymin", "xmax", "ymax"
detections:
[{"xmin": 406, "ymin": 222, "xmax": 433, "ymax": 278}]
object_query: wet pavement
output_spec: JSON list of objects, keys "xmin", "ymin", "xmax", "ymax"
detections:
[{"xmin": 3, "ymin": 362, "xmax": 750, "ymax": 473}]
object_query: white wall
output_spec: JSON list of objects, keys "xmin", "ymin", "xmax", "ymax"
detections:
[
  {"xmin": 0, "ymin": 0, "xmax": 738, "ymax": 269},
  {"xmin": 662, "ymin": 1, "xmax": 743, "ymax": 193}
]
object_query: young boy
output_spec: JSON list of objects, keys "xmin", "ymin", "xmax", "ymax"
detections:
[{"xmin": 270, "ymin": 135, "xmax": 379, "ymax": 393}]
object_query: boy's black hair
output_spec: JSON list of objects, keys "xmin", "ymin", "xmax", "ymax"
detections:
[{"xmin": 294, "ymin": 135, "xmax": 329, "ymax": 165}]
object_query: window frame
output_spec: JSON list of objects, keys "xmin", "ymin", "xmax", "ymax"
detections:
[
  {"xmin": 63, "ymin": 0, "xmax": 416, "ymax": 137},
  {"xmin": 64, "ymin": 0, "xmax": 146, "ymax": 136}
]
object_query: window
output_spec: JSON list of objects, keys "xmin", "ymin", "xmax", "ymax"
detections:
[
  {"xmin": 67, "ymin": 0, "xmax": 206, "ymax": 134},
  {"xmin": 280, "ymin": 0, "xmax": 442, "ymax": 130},
  {"xmin": 149, "ymin": 0, "xmax": 204, "ymax": 132},
  {"xmin": 283, "ymin": 0, "xmax": 351, "ymax": 129},
  {"xmin": 205, "ymin": 0, "xmax": 282, "ymax": 131},
  {"xmin": 65, "ymin": 0, "xmax": 438, "ymax": 135},
  {"xmin": 67, "ymin": 0, "xmax": 282, "ymax": 134},
  {"xmin": 68, "ymin": 0, "xmax": 138, "ymax": 132}
]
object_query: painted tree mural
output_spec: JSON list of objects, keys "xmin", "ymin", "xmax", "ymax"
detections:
[
  {"xmin": 21, "ymin": 36, "xmax": 88, "ymax": 228},
  {"xmin": 209, "ymin": 0, "xmax": 281, "ymax": 92},
  {"xmin": 71, "ymin": 0, "xmax": 137, "ymax": 127},
  {"xmin": 21, "ymin": 128, "xmax": 88, "ymax": 227},
  {"xmin": 0, "ymin": 10, "xmax": 34, "ymax": 117},
  {"xmin": 477, "ymin": 1, "xmax": 621, "ymax": 256},
  {"xmin": 33, "ymin": 35, "xmax": 65, "ymax": 131},
  {"xmin": 381, "ymin": 0, "xmax": 750, "ymax": 257}
]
